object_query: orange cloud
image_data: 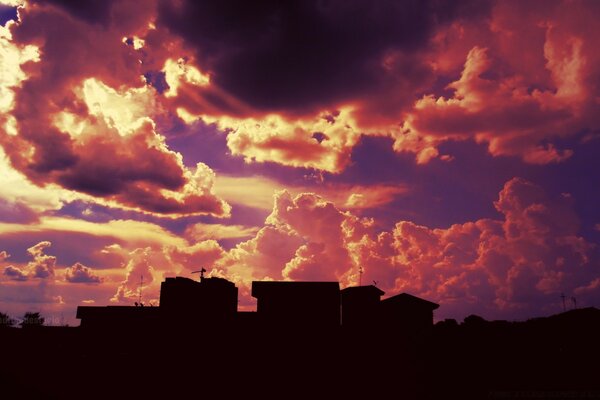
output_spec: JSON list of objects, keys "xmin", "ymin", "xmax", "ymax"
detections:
[
  {"xmin": 204, "ymin": 178, "xmax": 598, "ymax": 319},
  {"xmin": 2, "ymin": 240, "xmax": 55, "ymax": 280},
  {"xmin": 214, "ymin": 174, "xmax": 408, "ymax": 211},
  {"xmin": 391, "ymin": 2, "xmax": 600, "ymax": 165},
  {"xmin": 0, "ymin": 2, "xmax": 229, "ymax": 217},
  {"xmin": 64, "ymin": 262, "xmax": 102, "ymax": 284},
  {"xmin": 199, "ymin": 108, "xmax": 361, "ymax": 173},
  {"xmin": 184, "ymin": 222, "xmax": 259, "ymax": 241}
]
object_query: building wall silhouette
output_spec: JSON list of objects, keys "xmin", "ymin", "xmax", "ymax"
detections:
[
  {"xmin": 341, "ymin": 285, "xmax": 385, "ymax": 327},
  {"xmin": 160, "ymin": 276, "xmax": 238, "ymax": 324},
  {"xmin": 251, "ymin": 281, "xmax": 340, "ymax": 328},
  {"xmin": 77, "ymin": 277, "xmax": 439, "ymax": 333}
]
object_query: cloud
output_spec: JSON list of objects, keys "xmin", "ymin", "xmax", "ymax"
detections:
[
  {"xmin": 208, "ymin": 178, "xmax": 599, "ymax": 319},
  {"xmin": 0, "ymin": 1, "xmax": 229, "ymax": 217},
  {"xmin": 201, "ymin": 108, "xmax": 361, "ymax": 173},
  {"xmin": 184, "ymin": 222, "xmax": 259, "ymax": 241},
  {"xmin": 214, "ymin": 174, "xmax": 408, "ymax": 211},
  {"xmin": 266, "ymin": 191, "xmax": 358, "ymax": 281},
  {"xmin": 64, "ymin": 262, "xmax": 102, "ymax": 284},
  {"xmin": 392, "ymin": 1, "xmax": 600, "ymax": 164},
  {"xmin": 0, "ymin": 217, "xmax": 188, "ymax": 248},
  {"xmin": 25, "ymin": 241, "xmax": 56, "ymax": 279},
  {"xmin": 214, "ymin": 190, "xmax": 371, "ymax": 285},
  {"xmin": 111, "ymin": 247, "xmax": 159, "ymax": 304},
  {"xmin": 152, "ymin": 1, "xmax": 490, "ymax": 172},
  {"xmin": 164, "ymin": 0, "xmax": 598, "ymax": 170},
  {"xmin": 2, "ymin": 176, "xmax": 597, "ymax": 320},
  {"xmin": 3, "ymin": 265, "xmax": 27, "ymax": 281},
  {"xmin": 220, "ymin": 225, "xmax": 304, "ymax": 283},
  {"xmin": 3, "ymin": 0, "xmax": 598, "ymax": 186},
  {"xmin": 0, "ymin": 250, "xmax": 8, "ymax": 261},
  {"xmin": 166, "ymin": 240, "xmax": 225, "ymax": 272},
  {"xmin": 157, "ymin": 0, "xmax": 485, "ymax": 115},
  {"xmin": 2, "ymin": 240, "xmax": 56, "ymax": 280},
  {"xmin": 351, "ymin": 178, "xmax": 598, "ymax": 318}
]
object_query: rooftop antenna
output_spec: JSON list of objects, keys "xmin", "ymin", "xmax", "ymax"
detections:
[
  {"xmin": 358, "ymin": 266, "xmax": 364, "ymax": 286},
  {"xmin": 191, "ymin": 268, "xmax": 207, "ymax": 282},
  {"xmin": 571, "ymin": 297, "xmax": 577, "ymax": 309},
  {"xmin": 373, "ymin": 280, "xmax": 378, "ymax": 287},
  {"xmin": 138, "ymin": 274, "xmax": 143, "ymax": 306},
  {"xmin": 560, "ymin": 293, "xmax": 566, "ymax": 312}
]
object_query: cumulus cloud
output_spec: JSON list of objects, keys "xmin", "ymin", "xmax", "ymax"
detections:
[
  {"xmin": 212, "ymin": 190, "xmax": 372, "ymax": 286},
  {"xmin": 166, "ymin": 240, "xmax": 225, "ymax": 272},
  {"xmin": 350, "ymin": 178, "xmax": 598, "ymax": 318},
  {"xmin": 3, "ymin": 265, "xmax": 27, "ymax": 281},
  {"xmin": 207, "ymin": 178, "xmax": 599, "ymax": 319},
  {"xmin": 392, "ymin": 1, "xmax": 600, "ymax": 165},
  {"xmin": 110, "ymin": 247, "xmax": 159, "ymax": 304},
  {"xmin": 2, "ymin": 177, "xmax": 597, "ymax": 319},
  {"xmin": 26, "ymin": 241, "xmax": 56, "ymax": 279},
  {"xmin": 64, "ymin": 262, "xmax": 102, "ymax": 284},
  {"xmin": 2, "ymin": 240, "xmax": 56, "ymax": 280}
]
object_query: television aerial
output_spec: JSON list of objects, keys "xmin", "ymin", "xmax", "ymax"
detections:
[{"xmin": 191, "ymin": 268, "xmax": 207, "ymax": 281}]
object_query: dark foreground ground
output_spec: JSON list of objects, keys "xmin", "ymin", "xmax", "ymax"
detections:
[{"xmin": 1, "ymin": 308, "xmax": 600, "ymax": 400}]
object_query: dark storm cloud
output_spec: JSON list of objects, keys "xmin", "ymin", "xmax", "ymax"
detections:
[
  {"xmin": 29, "ymin": 0, "xmax": 115, "ymax": 25},
  {"xmin": 157, "ymin": 0, "xmax": 491, "ymax": 113}
]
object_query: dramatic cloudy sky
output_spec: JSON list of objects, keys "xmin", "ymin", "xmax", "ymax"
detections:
[{"xmin": 1, "ymin": 0, "xmax": 600, "ymax": 325}]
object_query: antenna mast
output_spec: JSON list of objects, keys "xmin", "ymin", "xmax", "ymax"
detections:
[
  {"xmin": 191, "ymin": 268, "xmax": 207, "ymax": 282},
  {"xmin": 560, "ymin": 293, "xmax": 566, "ymax": 312},
  {"xmin": 138, "ymin": 274, "xmax": 143, "ymax": 305},
  {"xmin": 358, "ymin": 266, "xmax": 364, "ymax": 286}
]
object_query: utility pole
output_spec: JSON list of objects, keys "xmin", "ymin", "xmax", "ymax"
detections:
[{"xmin": 560, "ymin": 293, "xmax": 566, "ymax": 312}]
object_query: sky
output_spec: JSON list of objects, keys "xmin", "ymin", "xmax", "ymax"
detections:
[{"xmin": 1, "ymin": 0, "xmax": 600, "ymax": 325}]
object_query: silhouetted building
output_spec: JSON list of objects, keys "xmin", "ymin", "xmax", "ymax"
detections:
[
  {"xmin": 160, "ymin": 276, "xmax": 238, "ymax": 322},
  {"xmin": 77, "ymin": 276, "xmax": 441, "ymax": 336},
  {"xmin": 379, "ymin": 293, "xmax": 439, "ymax": 333},
  {"xmin": 252, "ymin": 281, "xmax": 340, "ymax": 328},
  {"xmin": 341, "ymin": 285, "xmax": 385, "ymax": 327},
  {"xmin": 78, "ymin": 275, "xmax": 238, "ymax": 329}
]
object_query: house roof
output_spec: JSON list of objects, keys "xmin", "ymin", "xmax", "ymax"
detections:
[
  {"xmin": 251, "ymin": 281, "xmax": 339, "ymax": 298},
  {"xmin": 381, "ymin": 293, "xmax": 439, "ymax": 310},
  {"xmin": 341, "ymin": 285, "xmax": 385, "ymax": 297}
]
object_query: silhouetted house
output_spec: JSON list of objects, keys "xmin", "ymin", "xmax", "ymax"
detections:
[
  {"xmin": 77, "ymin": 275, "xmax": 441, "ymax": 337},
  {"xmin": 160, "ymin": 276, "xmax": 238, "ymax": 323},
  {"xmin": 341, "ymin": 285, "xmax": 385, "ymax": 327},
  {"xmin": 77, "ymin": 276, "xmax": 238, "ymax": 329},
  {"xmin": 252, "ymin": 281, "xmax": 340, "ymax": 328},
  {"xmin": 379, "ymin": 293, "xmax": 439, "ymax": 333}
]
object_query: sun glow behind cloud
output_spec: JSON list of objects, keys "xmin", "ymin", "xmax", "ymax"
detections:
[{"xmin": 163, "ymin": 58, "xmax": 210, "ymax": 98}]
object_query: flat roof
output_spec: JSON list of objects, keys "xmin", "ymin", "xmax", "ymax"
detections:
[{"xmin": 251, "ymin": 281, "xmax": 339, "ymax": 298}]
